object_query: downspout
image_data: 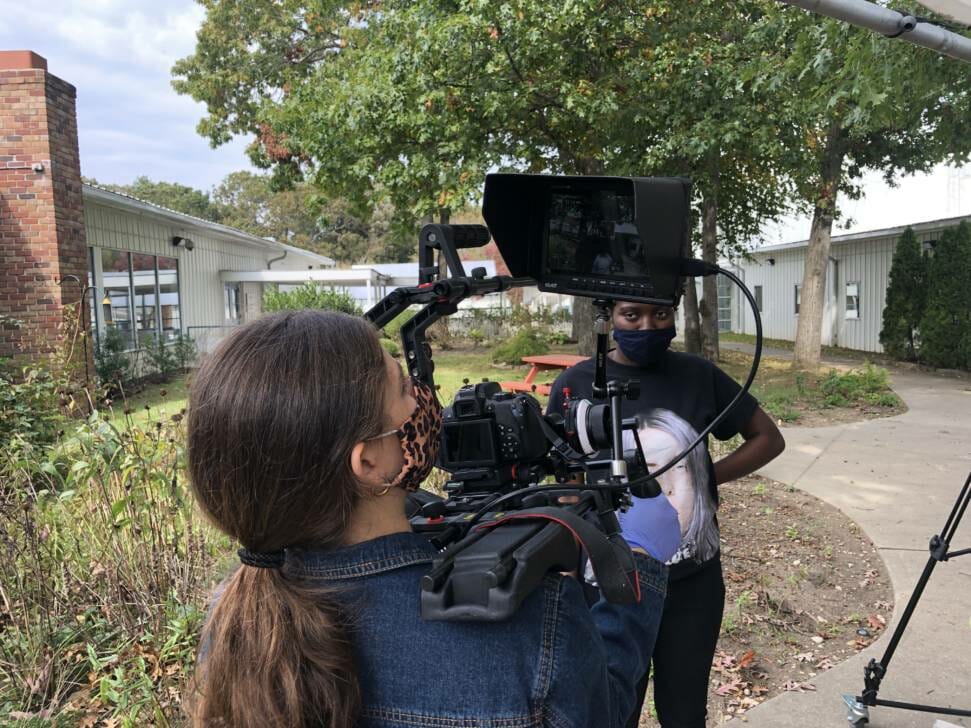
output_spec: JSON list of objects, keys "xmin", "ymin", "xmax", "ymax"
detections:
[
  {"xmin": 267, "ymin": 247, "xmax": 287, "ymax": 269},
  {"xmin": 829, "ymin": 255, "xmax": 839, "ymax": 347}
]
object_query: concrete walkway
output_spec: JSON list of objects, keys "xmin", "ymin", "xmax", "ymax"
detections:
[{"xmin": 732, "ymin": 369, "xmax": 971, "ymax": 727}]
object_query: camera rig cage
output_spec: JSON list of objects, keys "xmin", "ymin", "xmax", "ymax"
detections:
[{"xmin": 364, "ymin": 173, "xmax": 764, "ymax": 622}]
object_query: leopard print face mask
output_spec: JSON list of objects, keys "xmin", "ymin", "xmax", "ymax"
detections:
[{"xmin": 367, "ymin": 378, "xmax": 443, "ymax": 492}]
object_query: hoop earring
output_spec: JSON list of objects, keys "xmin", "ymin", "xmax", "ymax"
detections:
[{"xmin": 373, "ymin": 484, "xmax": 393, "ymax": 497}]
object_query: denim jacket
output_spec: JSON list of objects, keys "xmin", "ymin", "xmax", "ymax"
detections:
[{"xmin": 286, "ymin": 531, "xmax": 667, "ymax": 728}]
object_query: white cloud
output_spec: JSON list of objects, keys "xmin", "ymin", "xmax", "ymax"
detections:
[{"xmin": 0, "ymin": 1, "xmax": 254, "ymax": 190}]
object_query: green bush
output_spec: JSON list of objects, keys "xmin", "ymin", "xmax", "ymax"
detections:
[
  {"xmin": 0, "ymin": 410, "xmax": 226, "ymax": 725},
  {"xmin": 0, "ymin": 363, "xmax": 67, "ymax": 452},
  {"xmin": 880, "ymin": 227, "xmax": 928, "ymax": 361},
  {"xmin": 467, "ymin": 328, "xmax": 486, "ymax": 348},
  {"xmin": 144, "ymin": 335, "xmax": 180, "ymax": 382},
  {"xmin": 820, "ymin": 364, "xmax": 899, "ymax": 408},
  {"xmin": 379, "ymin": 337, "xmax": 401, "ymax": 357},
  {"xmin": 172, "ymin": 331, "xmax": 198, "ymax": 371},
  {"xmin": 491, "ymin": 328, "xmax": 549, "ymax": 364},
  {"xmin": 919, "ymin": 222, "xmax": 971, "ymax": 370},
  {"xmin": 263, "ymin": 282, "xmax": 361, "ymax": 314},
  {"xmin": 94, "ymin": 326, "xmax": 132, "ymax": 392}
]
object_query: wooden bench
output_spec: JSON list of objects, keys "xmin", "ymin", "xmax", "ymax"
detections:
[{"xmin": 500, "ymin": 354, "xmax": 588, "ymax": 396}]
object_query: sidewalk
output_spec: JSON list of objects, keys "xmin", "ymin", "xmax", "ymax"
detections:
[{"xmin": 731, "ymin": 369, "xmax": 971, "ymax": 727}]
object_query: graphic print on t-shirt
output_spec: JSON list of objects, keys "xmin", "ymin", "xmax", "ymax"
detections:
[{"xmin": 630, "ymin": 409, "xmax": 719, "ymax": 565}]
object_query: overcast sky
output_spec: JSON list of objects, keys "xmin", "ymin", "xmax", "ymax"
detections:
[{"xmin": 3, "ymin": 1, "xmax": 971, "ymax": 247}]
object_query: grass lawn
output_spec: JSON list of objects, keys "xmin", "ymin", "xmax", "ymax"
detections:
[
  {"xmin": 107, "ymin": 340, "xmax": 902, "ymax": 430},
  {"xmin": 105, "ymin": 376, "xmax": 190, "ymax": 428}
]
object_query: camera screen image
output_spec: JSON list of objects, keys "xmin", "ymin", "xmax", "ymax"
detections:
[
  {"xmin": 545, "ymin": 189, "xmax": 647, "ymax": 280},
  {"xmin": 443, "ymin": 419, "xmax": 496, "ymax": 467}
]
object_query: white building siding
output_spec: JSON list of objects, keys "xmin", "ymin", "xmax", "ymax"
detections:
[
  {"xmin": 731, "ymin": 217, "xmax": 964, "ymax": 354},
  {"xmin": 83, "ymin": 195, "xmax": 286, "ymax": 353}
]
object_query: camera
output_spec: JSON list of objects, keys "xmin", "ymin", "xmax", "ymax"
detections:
[{"xmin": 364, "ymin": 173, "xmax": 760, "ymax": 622}]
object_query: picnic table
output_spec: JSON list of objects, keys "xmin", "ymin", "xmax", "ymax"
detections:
[{"xmin": 500, "ymin": 354, "xmax": 588, "ymax": 396}]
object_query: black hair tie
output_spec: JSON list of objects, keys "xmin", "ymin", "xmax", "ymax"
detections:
[{"xmin": 238, "ymin": 547, "xmax": 286, "ymax": 569}]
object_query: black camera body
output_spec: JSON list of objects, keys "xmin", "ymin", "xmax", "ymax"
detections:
[{"xmin": 440, "ymin": 382, "xmax": 550, "ymax": 494}]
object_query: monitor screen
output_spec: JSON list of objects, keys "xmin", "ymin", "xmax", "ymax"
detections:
[
  {"xmin": 442, "ymin": 419, "xmax": 496, "ymax": 467},
  {"xmin": 545, "ymin": 188, "xmax": 649, "ymax": 280}
]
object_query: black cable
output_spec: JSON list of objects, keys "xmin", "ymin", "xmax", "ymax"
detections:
[
  {"xmin": 623, "ymin": 264, "xmax": 762, "ymax": 489},
  {"xmin": 462, "ymin": 264, "xmax": 763, "ymax": 528}
]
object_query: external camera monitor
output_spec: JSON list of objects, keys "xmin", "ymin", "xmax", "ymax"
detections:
[{"xmin": 482, "ymin": 174, "xmax": 691, "ymax": 306}]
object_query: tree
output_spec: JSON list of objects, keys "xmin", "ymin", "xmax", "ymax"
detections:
[
  {"xmin": 764, "ymin": 10, "xmax": 971, "ymax": 369},
  {"xmin": 919, "ymin": 222, "xmax": 971, "ymax": 370},
  {"xmin": 879, "ymin": 227, "xmax": 927, "ymax": 361},
  {"xmin": 84, "ymin": 175, "xmax": 224, "ymax": 222},
  {"xmin": 173, "ymin": 1, "xmax": 797, "ymax": 360}
]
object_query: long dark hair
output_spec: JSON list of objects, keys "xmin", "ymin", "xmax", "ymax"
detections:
[{"xmin": 185, "ymin": 310, "xmax": 388, "ymax": 728}]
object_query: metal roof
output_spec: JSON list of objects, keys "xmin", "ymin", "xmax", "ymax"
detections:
[
  {"xmin": 82, "ymin": 183, "xmax": 327, "ymax": 260},
  {"xmin": 754, "ymin": 212, "xmax": 971, "ymax": 254}
]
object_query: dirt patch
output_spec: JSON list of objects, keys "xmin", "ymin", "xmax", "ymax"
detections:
[{"xmin": 638, "ymin": 475, "xmax": 893, "ymax": 726}]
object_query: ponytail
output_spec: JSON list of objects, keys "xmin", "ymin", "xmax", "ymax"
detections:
[
  {"xmin": 184, "ymin": 311, "xmax": 389, "ymax": 727},
  {"xmin": 188, "ymin": 566, "xmax": 360, "ymax": 728}
]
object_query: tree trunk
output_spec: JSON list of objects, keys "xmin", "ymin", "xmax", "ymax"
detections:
[
  {"xmin": 699, "ymin": 164, "xmax": 720, "ymax": 362},
  {"xmin": 794, "ymin": 124, "xmax": 845, "ymax": 371},
  {"xmin": 571, "ymin": 156, "xmax": 605, "ymax": 356},
  {"xmin": 681, "ymin": 278, "xmax": 702, "ymax": 355},
  {"xmin": 573, "ymin": 296, "xmax": 597, "ymax": 356}
]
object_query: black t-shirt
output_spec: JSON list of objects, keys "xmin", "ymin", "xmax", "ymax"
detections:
[{"xmin": 546, "ymin": 349, "xmax": 758, "ymax": 580}]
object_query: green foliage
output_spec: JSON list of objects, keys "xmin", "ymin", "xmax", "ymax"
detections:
[
  {"xmin": 467, "ymin": 329, "xmax": 485, "ymax": 348},
  {"xmin": 0, "ymin": 363, "xmax": 67, "ymax": 452},
  {"xmin": 919, "ymin": 222, "xmax": 971, "ymax": 370},
  {"xmin": 84, "ymin": 175, "xmax": 223, "ymax": 222},
  {"xmin": 379, "ymin": 337, "xmax": 401, "ymax": 357},
  {"xmin": 819, "ymin": 364, "xmax": 899, "ymax": 408},
  {"xmin": 93, "ymin": 326, "xmax": 132, "ymax": 392},
  {"xmin": 172, "ymin": 332, "xmax": 198, "ymax": 371},
  {"xmin": 0, "ymin": 404, "xmax": 225, "ymax": 725},
  {"xmin": 880, "ymin": 227, "xmax": 928, "ymax": 361},
  {"xmin": 491, "ymin": 328, "xmax": 549, "ymax": 365},
  {"xmin": 144, "ymin": 336, "xmax": 180, "ymax": 382},
  {"xmin": 262, "ymin": 282, "xmax": 361, "ymax": 314}
]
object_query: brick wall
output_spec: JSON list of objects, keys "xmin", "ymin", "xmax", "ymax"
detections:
[{"xmin": 0, "ymin": 50, "xmax": 89, "ymax": 361}]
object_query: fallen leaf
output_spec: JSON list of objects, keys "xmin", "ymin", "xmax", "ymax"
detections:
[{"xmin": 738, "ymin": 650, "xmax": 756, "ymax": 669}]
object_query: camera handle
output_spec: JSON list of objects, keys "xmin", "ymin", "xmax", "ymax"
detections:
[{"xmin": 590, "ymin": 298, "xmax": 641, "ymax": 483}]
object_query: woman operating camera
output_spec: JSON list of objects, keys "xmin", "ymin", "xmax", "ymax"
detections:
[{"xmin": 185, "ymin": 309, "xmax": 681, "ymax": 728}]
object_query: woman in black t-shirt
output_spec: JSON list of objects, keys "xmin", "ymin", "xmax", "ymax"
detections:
[{"xmin": 547, "ymin": 300, "xmax": 785, "ymax": 728}]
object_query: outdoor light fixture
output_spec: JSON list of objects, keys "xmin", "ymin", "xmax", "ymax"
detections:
[
  {"xmin": 101, "ymin": 294, "xmax": 111, "ymax": 306},
  {"xmin": 171, "ymin": 236, "xmax": 195, "ymax": 251},
  {"xmin": 767, "ymin": 257, "xmax": 776, "ymax": 266}
]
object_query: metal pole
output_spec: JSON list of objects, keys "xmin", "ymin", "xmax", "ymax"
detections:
[{"xmin": 780, "ymin": 0, "xmax": 971, "ymax": 63}]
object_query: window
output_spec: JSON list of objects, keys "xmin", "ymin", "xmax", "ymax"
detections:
[
  {"xmin": 754, "ymin": 285, "xmax": 763, "ymax": 313},
  {"xmin": 794, "ymin": 284, "xmax": 801, "ymax": 315},
  {"xmin": 225, "ymin": 283, "xmax": 241, "ymax": 324},
  {"xmin": 97, "ymin": 250, "xmax": 181, "ymax": 350},
  {"xmin": 845, "ymin": 281, "xmax": 860, "ymax": 320}
]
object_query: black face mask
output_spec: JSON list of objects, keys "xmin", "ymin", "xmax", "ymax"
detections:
[{"xmin": 612, "ymin": 326, "xmax": 676, "ymax": 366}]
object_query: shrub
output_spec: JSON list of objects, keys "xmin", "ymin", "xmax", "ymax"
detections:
[
  {"xmin": 0, "ymin": 411, "xmax": 226, "ymax": 725},
  {"xmin": 262, "ymin": 282, "xmax": 361, "ymax": 314},
  {"xmin": 820, "ymin": 364, "xmax": 899, "ymax": 408},
  {"xmin": 880, "ymin": 227, "xmax": 927, "ymax": 361},
  {"xmin": 491, "ymin": 329, "xmax": 549, "ymax": 364},
  {"xmin": 467, "ymin": 328, "xmax": 486, "ymax": 348},
  {"xmin": 144, "ymin": 335, "xmax": 180, "ymax": 382},
  {"xmin": 172, "ymin": 332, "xmax": 198, "ymax": 371},
  {"xmin": 0, "ymin": 363, "xmax": 67, "ymax": 452},
  {"xmin": 93, "ymin": 326, "xmax": 132, "ymax": 392},
  {"xmin": 919, "ymin": 222, "xmax": 971, "ymax": 370},
  {"xmin": 379, "ymin": 337, "xmax": 401, "ymax": 357}
]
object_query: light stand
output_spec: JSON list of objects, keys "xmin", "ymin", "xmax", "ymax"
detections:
[{"xmin": 844, "ymin": 471, "xmax": 971, "ymax": 726}]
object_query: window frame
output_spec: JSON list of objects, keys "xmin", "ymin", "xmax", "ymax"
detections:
[
  {"xmin": 91, "ymin": 247, "xmax": 183, "ymax": 352},
  {"xmin": 845, "ymin": 280, "xmax": 860, "ymax": 321},
  {"xmin": 794, "ymin": 284, "xmax": 801, "ymax": 315}
]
